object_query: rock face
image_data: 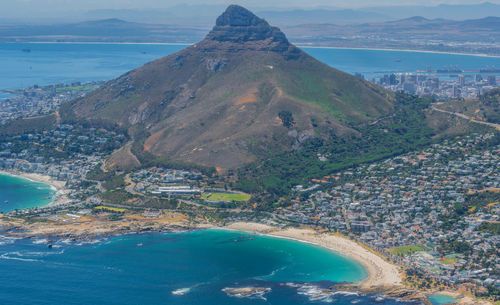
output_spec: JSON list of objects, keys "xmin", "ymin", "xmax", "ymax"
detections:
[
  {"xmin": 64, "ymin": 5, "xmax": 393, "ymax": 169},
  {"xmin": 202, "ymin": 5, "xmax": 291, "ymax": 52}
]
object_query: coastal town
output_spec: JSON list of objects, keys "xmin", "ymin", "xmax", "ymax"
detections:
[
  {"xmin": 276, "ymin": 132, "xmax": 500, "ymax": 297},
  {"xmin": 0, "ymin": 80, "xmax": 499, "ymax": 304},
  {"xmin": 0, "ymin": 82, "xmax": 102, "ymax": 123},
  {"xmin": 1, "ymin": 2, "xmax": 499, "ymax": 305}
]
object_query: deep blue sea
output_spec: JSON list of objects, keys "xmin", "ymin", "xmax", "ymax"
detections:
[{"xmin": 0, "ymin": 42, "xmax": 488, "ymax": 304}]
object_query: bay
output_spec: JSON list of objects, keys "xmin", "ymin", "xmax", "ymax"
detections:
[
  {"xmin": 0, "ymin": 229, "xmax": 414, "ymax": 305},
  {"xmin": 0, "ymin": 173, "xmax": 55, "ymax": 212},
  {"xmin": 1, "ymin": 43, "xmax": 499, "ymax": 93}
]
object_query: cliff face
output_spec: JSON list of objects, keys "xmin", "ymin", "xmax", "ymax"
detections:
[
  {"xmin": 65, "ymin": 5, "xmax": 393, "ymax": 169},
  {"xmin": 200, "ymin": 5, "xmax": 292, "ymax": 52}
]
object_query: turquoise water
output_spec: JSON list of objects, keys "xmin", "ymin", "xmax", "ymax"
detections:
[
  {"xmin": 0, "ymin": 229, "xmax": 415, "ymax": 305},
  {"xmin": 0, "ymin": 174, "xmax": 55, "ymax": 212},
  {"xmin": 1, "ymin": 43, "xmax": 499, "ymax": 92},
  {"xmin": 428, "ymin": 294, "xmax": 457, "ymax": 304},
  {"xmin": 0, "ymin": 42, "xmax": 484, "ymax": 304}
]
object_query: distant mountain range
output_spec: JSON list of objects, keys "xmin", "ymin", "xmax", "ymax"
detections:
[
  {"xmin": 283, "ymin": 16, "xmax": 500, "ymax": 54},
  {"xmin": 1, "ymin": 15, "xmax": 498, "ymax": 55},
  {"xmin": 0, "ymin": 19, "xmax": 206, "ymax": 43},
  {"xmin": 81, "ymin": 2, "xmax": 500, "ymax": 26}
]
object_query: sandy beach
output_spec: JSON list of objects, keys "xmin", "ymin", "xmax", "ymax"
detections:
[
  {"xmin": 216, "ymin": 222, "xmax": 403, "ymax": 289},
  {"xmin": 0, "ymin": 170, "xmax": 70, "ymax": 206}
]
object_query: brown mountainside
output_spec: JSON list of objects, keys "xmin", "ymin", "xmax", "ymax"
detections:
[{"xmin": 65, "ymin": 5, "xmax": 394, "ymax": 169}]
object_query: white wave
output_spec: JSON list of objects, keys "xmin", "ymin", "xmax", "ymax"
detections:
[
  {"xmin": 59, "ymin": 238, "xmax": 103, "ymax": 246},
  {"xmin": 172, "ymin": 288, "xmax": 191, "ymax": 296},
  {"xmin": 294, "ymin": 284, "xmax": 358, "ymax": 303},
  {"xmin": 253, "ymin": 265, "xmax": 286, "ymax": 280},
  {"xmin": 25, "ymin": 249, "xmax": 65, "ymax": 257},
  {"xmin": 333, "ymin": 291, "xmax": 359, "ymax": 297},
  {"xmin": 0, "ymin": 252, "xmax": 40, "ymax": 262},
  {"xmin": 32, "ymin": 238, "xmax": 48, "ymax": 244}
]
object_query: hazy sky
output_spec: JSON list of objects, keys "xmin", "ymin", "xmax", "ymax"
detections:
[
  {"xmin": 3, "ymin": 0, "xmax": 500, "ymax": 10},
  {"xmin": 1, "ymin": 0, "xmax": 499, "ymax": 22}
]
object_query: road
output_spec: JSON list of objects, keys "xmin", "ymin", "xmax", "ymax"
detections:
[{"xmin": 431, "ymin": 106, "xmax": 500, "ymax": 131}]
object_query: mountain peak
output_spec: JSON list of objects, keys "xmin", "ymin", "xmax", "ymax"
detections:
[
  {"xmin": 201, "ymin": 5, "xmax": 292, "ymax": 52},
  {"xmin": 216, "ymin": 5, "xmax": 268, "ymax": 27}
]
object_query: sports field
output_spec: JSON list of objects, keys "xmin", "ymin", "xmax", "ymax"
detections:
[{"xmin": 201, "ymin": 192, "xmax": 251, "ymax": 202}]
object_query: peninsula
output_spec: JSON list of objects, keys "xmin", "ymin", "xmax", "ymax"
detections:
[{"xmin": 0, "ymin": 5, "xmax": 498, "ymax": 305}]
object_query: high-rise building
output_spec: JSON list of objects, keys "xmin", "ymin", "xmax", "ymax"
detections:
[
  {"xmin": 400, "ymin": 74, "xmax": 406, "ymax": 84},
  {"xmin": 389, "ymin": 74, "xmax": 398, "ymax": 85},
  {"xmin": 487, "ymin": 75, "xmax": 497, "ymax": 86},
  {"xmin": 458, "ymin": 75, "xmax": 465, "ymax": 87},
  {"xmin": 452, "ymin": 85, "xmax": 460, "ymax": 98}
]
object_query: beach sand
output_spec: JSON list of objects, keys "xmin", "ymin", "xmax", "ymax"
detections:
[{"xmin": 217, "ymin": 222, "xmax": 403, "ymax": 289}]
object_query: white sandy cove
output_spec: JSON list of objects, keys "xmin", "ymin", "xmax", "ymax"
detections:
[{"xmin": 219, "ymin": 222, "xmax": 402, "ymax": 289}]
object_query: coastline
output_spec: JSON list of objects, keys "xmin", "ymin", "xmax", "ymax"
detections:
[
  {"xmin": 203, "ymin": 222, "xmax": 403, "ymax": 290},
  {"xmin": 207, "ymin": 222, "xmax": 493, "ymax": 305},
  {"xmin": 0, "ymin": 214, "xmax": 492, "ymax": 304},
  {"xmin": 295, "ymin": 45, "xmax": 500, "ymax": 59},
  {"xmin": 6, "ymin": 41, "xmax": 500, "ymax": 58},
  {"xmin": 0, "ymin": 170, "xmax": 70, "ymax": 207}
]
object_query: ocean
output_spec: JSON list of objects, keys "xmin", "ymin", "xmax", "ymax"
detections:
[
  {"xmin": 0, "ymin": 42, "xmax": 499, "ymax": 94},
  {"xmin": 0, "ymin": 174, "xmax": 55, "ymax": 212},
  {"xmin": 1, "ymin": 42, "xmax": 490, "ymax": 304},
  {"xmin": 0, "ymin": 229, "xmax": 418, "ymax": 305}
]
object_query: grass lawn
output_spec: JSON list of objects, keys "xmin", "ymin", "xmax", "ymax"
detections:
[
  {"xmin": 389, "ymin": 245, "xmax": 428, "ymax": 256},
  {"xmin": 439, "ymin": 257, "xmax": 459, "ymax": 265},
  {"xmin": 201, "ymin": 192, "xmax": 251, "ymax": 202},
  {"xmin": 94, "ymin": 206, "xmax": 128, "ymax": 212}
]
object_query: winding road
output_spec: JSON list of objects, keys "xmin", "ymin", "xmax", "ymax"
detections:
[{"xmin": 431, "ymin": 105, "xmax": 500, "ymax": 131}]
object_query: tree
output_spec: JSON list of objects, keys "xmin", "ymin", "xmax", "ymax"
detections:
[{"xmin": 278, "ymin": 110, "xmax": 295, "ymax": 128}]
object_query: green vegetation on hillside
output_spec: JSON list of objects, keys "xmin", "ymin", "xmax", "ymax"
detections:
[
  {"xmin": 0, "ymin": 114, "xmax": 57, "ymax": 136},
  {"xmin": 480, "ymin": 88, "xmax": 500, "ymax": 123},
  {"xmin": 478, "ymin": 222, "xmax": 500, "ymax": 235},
  {"xmin": 236, "ymin": 92, "xmax": 435, "ymax": 199}
]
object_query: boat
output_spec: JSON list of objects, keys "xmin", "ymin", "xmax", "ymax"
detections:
[{"xmin": 22, "ymin": 48, "xmax": 31, "ymax": 53}]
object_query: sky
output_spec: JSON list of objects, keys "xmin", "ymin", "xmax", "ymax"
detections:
[
  {"xmin": 0, "ymin": 0, "xmax": 498, "ymax": 22},
  {"xmin": 3, "ymin": 0, "xmax": 499, "ymax": 10}
]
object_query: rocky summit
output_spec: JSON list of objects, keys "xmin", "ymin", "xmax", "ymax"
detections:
[
  {"xmin": 63, "ymin": 5, "xmax": 393, "ymax": 169},
  {"xmin": 201, "ymin": 5, "xmax": 292, "ymax": 52}
]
